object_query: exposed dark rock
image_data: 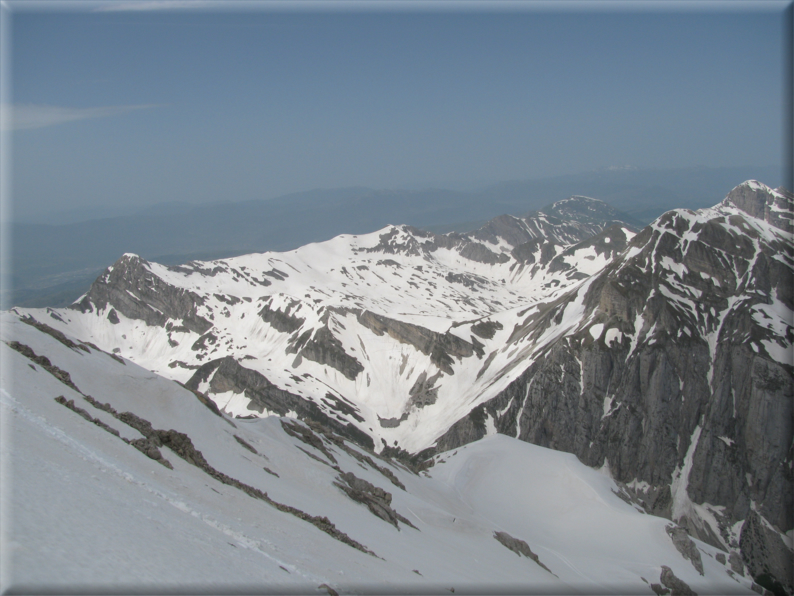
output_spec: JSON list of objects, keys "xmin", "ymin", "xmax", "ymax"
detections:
[
  {"xmin": 233, "ymin": 434, "xmax": 258, "ymax": 454},
  {"xmin": 470, "ymin": 214, "xmax": 534, "ymax": 248},
  {"xmin": 659, "ymin": 565, "xmax": 697, "ymax": 596},
  {"xmin": 380, "ymin": 444, "xmax": 435, "ymax": 474},
  {"xmin": 347, "ymin": 450, "xmax": 405, "ymax": 491},
  {"xmin": 296, "ymin": 446, "xmax": 339, "ymax": 469},
  {"xmin": 176, "ymin": 383, "xmax": 226, "ymax": 419},
  {"xmin": 258, "ymin": 298, "xmax": 305, "ymax": 334},
  {"xmin": 538, "ymin": 196, "xmax": 641, "ymax": 232},
  {"xmin": 730, "ymin": 551, "xmax": 746, "ymax": 576},
  {"xmin": 291, "ymin": 418, "xmax": 409, "ymax": 490},
  {"xmin": 318, "ymin": 583, "xmax": 339, "ymax": 596},
  {"xmin": 128, "ymin": 437, "xmax": 173, "ymax": 469},
  {"xmin": 666, "ymin": 525, "xmax": 704, "ymax": 575},
  {"xmin": 493, "ymin": 531, "xmax": 555, "ymax": 575},
  {"xmin": 185, "ymin": 357, "xmax": 373, "ymax": 449},
  {"xmin": 407, "ymin": 371, "xmax": 441, "ymax": 409},
  {"xmin": 117, "ymin": 410, "xmax": 157, "ymax": 440},
  {"xmin": 444, "ymin": 271, "xmax": 487, "ymax": 291},
  {"xmin": 511, "ymin": 238, "xmax": 544, "ymax": 264},
  {"xmin": 457, "ymin": 241, "xmax": 509, "ymax": 265},
  {"xmin": 753, "ymin": 575, "xmax": 787, "ymax": 596},
  {"xmin": 281, "ymin": 419, "xmax": 338, "ymax": 465},
  {"xmin": 547, "ymin": 224, "xmax": 632, "ymax": 275},
  {"xmin": 333, "ymin": 471, "xmax": 416, "ymax": 530},
  {"xmin": 214, "ymin": 293, "xmax": 241, "ymax": 306},
  {"xmin": 19, "ymin": 316, "xmax": 88, "ymax": 353},
  {"xmin": 7, "ymin": 341, "xmax": 81, "ymax": 393},
  {"xmin": 82, "ymin": 394, "xmax": 118, "ymax": 416},
  {"xmin": 435, "ymin": 404, "xmax": 488, "ymax": 454},
  {"xmin": 749, "ymin": 582, "xmax": 769, "ymax": 595},
  {"xmin": 53, "ymin": 396, "xmax": 175, "ymax": 469},
  {"xmin": 723, "ymin": 182, "xmax": 793, "ymax": 233},
  {"xmin": 288, "ymin": 326, "xmax": 364, "ymax": 381},
  {"xmin": 357, "ymin": 310, "xmax": 482, "ymax": 375},
  {"xmin": 54, "ymin": 396, "xmax": 121, "ymax": 439},
  {"xmin": 378, "ymin": 413, "xmax": 408, "ymax": 428},
  {"xmin": 191, "ymin": 332, "xmax": 218, "ymax": 352},
  {"xmin": 70, "ymin": 253, "xmax": 213, "ymax": 336},
  {"xmin": 740, "ymin": 510, "xmax": 793, "ymax": 596},
  {"xmin": 321, "ymin": 392, "xmax": 365, "ymax": 423},
  {"xmin": 364, "ymin": 227, "xmax": 423, "ymax": 257},
  {"xmin": 471, "ymin": 320, "xmax": 503, "ymax": 340}
]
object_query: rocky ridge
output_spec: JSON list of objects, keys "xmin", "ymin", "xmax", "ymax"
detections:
[
  {"xmin": 433, "ymin": 181, "xmax": 793, "ymax": 593},
  {"xmin": 24, "ymin": 195, "xmax": 637, "ymax": 455}
]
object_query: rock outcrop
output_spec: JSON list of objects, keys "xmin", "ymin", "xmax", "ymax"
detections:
[
  {"xmin": 71, "ymin": 253, "xmax": 213, "ymax": 335},
  {"xmin": 187, "ymin": 357, "xmax": 373, "ymax": 449},
  {"xmin": 333, "ymin": 471, "xmax": 416, "ymax": 530},
  {"xmin": 493, "ymin": 531, "xmax": 555, "ymax": 575},
  {"xmin": 659, "ymin": 565, "xmax": 697, "ymax": 596}
]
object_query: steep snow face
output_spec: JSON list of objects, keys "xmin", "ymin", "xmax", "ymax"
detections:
[
  {"xmin": 1, "ymin": 315, "xmax": 755, "ymax": 594},
  {"xmin": 16, "ymin": 198, "xmax": 636, "ymax": 453}
]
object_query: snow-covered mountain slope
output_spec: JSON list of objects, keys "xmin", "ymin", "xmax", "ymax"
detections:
[
  {"xmin": 434, "ymin": 180, "xmax": 794, "ymax": 593},
  {"xmin": 15, "ymin": 196, "xmax": 636, "ymax": 454},
  {"xmin": 10, "ymin": 183, "xmax": 793, "ymax": 594},
  {"xmin": 1, "ymin": 314, "xmax": 757, "ymax": 594}
]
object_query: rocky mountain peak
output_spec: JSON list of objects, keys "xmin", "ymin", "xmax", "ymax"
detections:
[{"xmin": 722, "ymin": 180, "xmax": 793, "ymax": 233}]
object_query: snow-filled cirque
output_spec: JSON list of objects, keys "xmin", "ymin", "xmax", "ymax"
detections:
[{"xmin": 3, "ymin": 182, "xmax": 793, "ymax": 594}]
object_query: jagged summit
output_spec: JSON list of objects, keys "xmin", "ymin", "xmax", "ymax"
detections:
[{"xmin": 720, "ymin": 180, "xmax": 793, "ymax": 232}]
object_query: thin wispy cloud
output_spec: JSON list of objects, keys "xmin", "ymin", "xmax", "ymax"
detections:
[
  {"xmin": 93, "ymin": 1, "xmax": 219, "ymax": 12},
  {"xmin": 2, "ymin": 103, "xmax": 162, "ymax": 131}
]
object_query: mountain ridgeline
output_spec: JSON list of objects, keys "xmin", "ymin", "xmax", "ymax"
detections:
[{"xmin": 16, "ymin": 182, "xmax": 793, "ymax": 594}]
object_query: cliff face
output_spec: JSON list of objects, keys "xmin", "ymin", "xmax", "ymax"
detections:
[
  {"xmin": 435, "ymin": 182, "xmax": 793, "ymax": 593},
  {"xmin": 72, "ymin": 253, "xmax": 214, "ymax": 336}
]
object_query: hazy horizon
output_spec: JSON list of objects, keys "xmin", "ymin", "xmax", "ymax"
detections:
[
  {"xmin": 8, "ymin": 162, "xmax": 785, "ymax": 226},
  {"xmin": 3, "ymin": 1, "xmax": 790, "ymax": 223}
]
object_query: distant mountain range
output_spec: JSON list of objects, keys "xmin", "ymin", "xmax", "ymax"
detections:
[
  {"xmin": 3, "ymin": 164, "xmax": 781, "ymax": 309},
  {"xmin": 11, "ymin": 179, "xmax": 793, "ymax": 594}
]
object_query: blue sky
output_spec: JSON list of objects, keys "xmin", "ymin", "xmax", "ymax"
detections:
[{"xmin": 5, "ymin": 1, "xmax": 790, "ymax": 221}]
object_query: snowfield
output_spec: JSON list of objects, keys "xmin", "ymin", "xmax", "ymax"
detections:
[
  {"xmin": 13, "ymin": 199, "xmax": 640, "ymax": 454},
  {"xmin": 0, "ymin": 313, "xmax": 755, "ymax": 593}
]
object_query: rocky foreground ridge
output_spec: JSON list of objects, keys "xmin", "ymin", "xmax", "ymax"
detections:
[{"xmin": 15, "ymin": 181, "xmax": 793, "ymax": 594}]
